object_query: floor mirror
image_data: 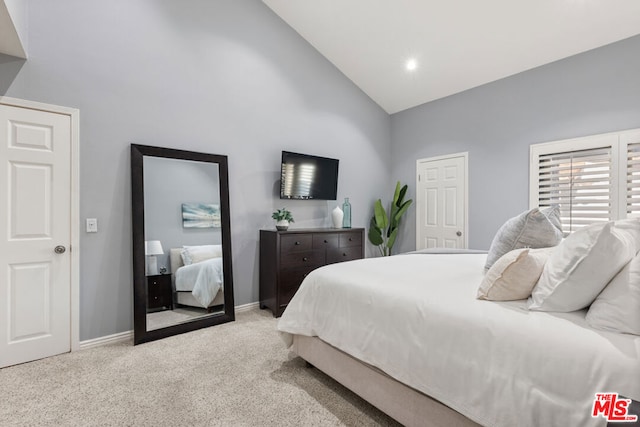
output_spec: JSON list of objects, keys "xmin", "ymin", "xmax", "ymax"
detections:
[{"xmin": 131, "ymin": 144, "xmax": 234, "ymax": 345}]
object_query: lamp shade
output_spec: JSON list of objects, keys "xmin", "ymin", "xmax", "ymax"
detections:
[{"xmin": 145, "ymin": 240, "xmax": 164, "ymax": 256}]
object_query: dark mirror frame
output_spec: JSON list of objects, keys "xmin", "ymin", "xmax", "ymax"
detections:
[{"xmin": 131, "ymin": 144, "xmax": 235, "ymax": 345}]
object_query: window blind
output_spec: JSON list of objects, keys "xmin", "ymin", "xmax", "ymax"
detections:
[
  {"xmin": 537, "ymin": 147, "xmax": 612, "ymax": 233},
  {"xmin": 628, "ymin": 142, "xmax": 640, "ymax": 217}
]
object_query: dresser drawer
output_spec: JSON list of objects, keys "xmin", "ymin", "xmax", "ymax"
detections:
[
  {"xmin": 148, "ymin": 293, "xmax": 169, "ymax": 309},
  {"xmin": 280, "ymin": 234, "xmax": 313, "ymax": 253},
  {"xmin": 280, "ymin": 249, "xmax": 325, "ymax": 269},
  {"xmin": 340, "ymin": 232, "xmax": 362, "ymax": 247},
  {"xmin": 279, "ymin": 267, "xmax": 315, "ymax": 307},
  {"xmin": 312, "ymin": 233, "xmax": 339, "ymax": 249},
  {"xmin": 327, "ymin": 246, "xmax": 362, "ymax": 264}
]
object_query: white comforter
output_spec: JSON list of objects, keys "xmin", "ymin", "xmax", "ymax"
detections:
[
  {"xmin": 277, "ymin": 253, "xmax": 640, "ymax": 427},
  {"xmin": 174, "ymin": 257, "xmax": 223, "ymax": 307}
]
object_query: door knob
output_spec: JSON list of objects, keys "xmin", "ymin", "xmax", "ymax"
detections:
[
  {"xmin": 456, "ymin": 231, "xmax": 462, "ymax": 237},
  {"xmin": 54, "ymin": 245, "xmax": 66, "ymax": 254}
]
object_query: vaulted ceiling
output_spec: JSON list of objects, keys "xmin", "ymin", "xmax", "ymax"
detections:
[
  {"xmin": 263, "ymin": 1, "xmax": 640, "ymax": 113},
  {"xmin": 0, "ymin": 0, "xmax": 26, "ymax": 59}
]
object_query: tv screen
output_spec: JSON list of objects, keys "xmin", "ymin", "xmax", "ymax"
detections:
[{"xmin": 280, "ymin": 151, "xmax": 339, "ymax": 200}]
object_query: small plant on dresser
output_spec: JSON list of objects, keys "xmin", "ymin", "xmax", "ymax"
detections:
[{"xmin": 272, "ymin": 208, "xmax": 294, "ymax": 231}]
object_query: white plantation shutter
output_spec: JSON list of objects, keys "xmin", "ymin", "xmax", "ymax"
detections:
[
  {"xmin": 532, "ymin": 129, "xmax": 640, "ymax": 233},
  {"xmin": 537, "ymin": 147, "xmax": 612, "ymax": 233},
  {"xmin": 628, "ymin": 142, "xmax": 640, "ymax": 217}
]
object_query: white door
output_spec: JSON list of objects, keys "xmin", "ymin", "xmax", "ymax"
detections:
[
  {"xmin": 0, "ymin": 104, "xmax": 72, "ymax": 368},
  {"xmin": 416, "ymin": 153, "xmax": 468, "ymax": 249}
]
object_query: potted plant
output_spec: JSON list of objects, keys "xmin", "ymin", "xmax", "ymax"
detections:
[
  {"xmin": 272, "ymin": 208, "xmax": 294, "ymax": 231},
  {"xmin": 368, "ymin": 181, "xmax": 413, "ymax": 256}
]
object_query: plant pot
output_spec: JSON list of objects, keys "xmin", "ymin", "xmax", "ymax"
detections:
[{"xmin": 276, "ymin": 220, "xmax": 289, "ymax": 231}]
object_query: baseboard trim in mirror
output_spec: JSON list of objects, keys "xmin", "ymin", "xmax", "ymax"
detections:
[{"xmin": 131, "ymin": 144, "xmax": 235, "ymax": 345}]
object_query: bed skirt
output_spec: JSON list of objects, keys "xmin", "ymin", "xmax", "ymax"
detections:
[{"xmin": 291, "ymin": 335, "xmax": 479, "ymax": 427}]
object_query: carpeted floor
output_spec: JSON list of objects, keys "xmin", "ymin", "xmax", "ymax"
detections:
[{"xmin": 0, "ymin": 308, "xmax": 401, "ymax": 427}]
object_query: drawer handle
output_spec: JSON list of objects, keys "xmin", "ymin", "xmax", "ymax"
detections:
[
  {"xmin": 343, "ymin": 253, "xmax": 347, "ymax": 257},
  {"xmin": 303, "ymin": 257, "xmax": 308, "ymax": 262},
  {"xmin": 349, "ymin": 238, "xmax": 353, "ymax": 241},
  {"xmin": 295, "ymin": 241, "xmax": 300, "ymax": 245},
  {"xmin": 324, "ymin": 239, "xmax": 328, "ymax": 243}
]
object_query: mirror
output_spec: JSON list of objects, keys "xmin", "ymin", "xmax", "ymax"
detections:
[{"xmin": 131, "ymin": 144, "xmax": 234, "ymax": 345}]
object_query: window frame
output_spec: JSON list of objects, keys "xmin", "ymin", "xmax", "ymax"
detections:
[{"xmin": 530, "ymin": 128, "xmax": 640, "ymax": 233}]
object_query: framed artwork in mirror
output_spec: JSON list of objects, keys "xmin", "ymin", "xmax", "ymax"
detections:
[{"xmin": 181, "ymin": 203, "xmax": 221, "ymax": 228}]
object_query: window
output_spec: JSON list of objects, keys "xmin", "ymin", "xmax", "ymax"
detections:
[
  {"xmin": 530, "ymin": 129, "xmax": 640, "ymax": 234},
  {"xmin": 627, "ymin": 142, "xmax": 640, "ymax": 217}
]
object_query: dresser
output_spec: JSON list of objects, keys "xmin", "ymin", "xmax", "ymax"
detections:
[
  {"xmin": 259, "ymin": 228, "xmax": 365, "ymax": 317},
  {"xmin": 147, "ymin": 274, "xmax": 173, "ymax": 312}
]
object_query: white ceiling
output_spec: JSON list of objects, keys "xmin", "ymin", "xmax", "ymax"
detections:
[{"xmin": 262, "ymin": 1, "xmax": 640, "ymax": 114}]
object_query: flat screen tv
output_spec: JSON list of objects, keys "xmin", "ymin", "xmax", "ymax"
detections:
[{"xmin": 280, "ymin": 151, "xmax": 339, "ymax": 200}]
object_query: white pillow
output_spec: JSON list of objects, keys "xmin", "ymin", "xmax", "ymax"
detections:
[
  {"xmin": 586, "ymin": 252, "xmax": 640, "ymax": 335},
  {"xmin": 611, "ymin": 217, "xmax": 640, "ymax": 250},
  {"xmin": 485, "ymin": 206, "xmax": 563, "ymax": 270},
  {"xmin": 477, "ymin": 247, "xmax": 554, "ymax": 301},
  {"xmin": 181, "ymin": 244, "xmax": 222, "ymax": 265},
  {"xmin": 528, "ymin": 221, "xmax": 635, "ymax": 312}
]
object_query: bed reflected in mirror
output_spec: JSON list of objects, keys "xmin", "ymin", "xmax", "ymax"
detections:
[{"xmin": 131, "ymin": 145, "xmax": 234, "ymax": 345}]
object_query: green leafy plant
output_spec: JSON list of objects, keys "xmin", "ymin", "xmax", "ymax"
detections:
[
  {"xmin": 272, "ymin": 208, "xmax": 294, "ymax": 223},
  {"xmin": 368, "ymin": 181, "xmax": 413, "ymax": 256}
]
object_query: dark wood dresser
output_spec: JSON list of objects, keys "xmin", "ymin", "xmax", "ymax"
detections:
[
  {"xmin": 259, "ymin": 228, "xmax": 365, "ymax": 317},
  {"xmin": 147, "ymin": 274, "xmax": 173, "ymax": 312}
]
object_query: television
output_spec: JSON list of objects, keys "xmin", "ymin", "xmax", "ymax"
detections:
[{"xmin": 280, "ymin": 151, "xmax": 339, "ymax": 200}]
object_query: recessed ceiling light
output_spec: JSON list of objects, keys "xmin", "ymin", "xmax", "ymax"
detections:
[{"xmin": 406, "ymin": 58, "xmax": 418, "ymax": 71}]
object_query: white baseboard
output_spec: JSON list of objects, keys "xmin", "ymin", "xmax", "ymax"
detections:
[
  {"xmin": 79, "ymin": 330, "xmax": 133, "ymax": 350},
  {"xmin": 235, "ymin": 301, "xmax": 260, "ymax": 313},
  {"xmin": 79, "ymin": 302, "xmax": 260, "ymax": 350}
]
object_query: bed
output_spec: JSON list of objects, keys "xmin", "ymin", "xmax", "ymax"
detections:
[
  {"xmin": 169, "ymin": 247, "xmax": 224, "ymax": 310},
  {"xmin": 278, "ymin": 235, "xmax": 640, "ymax": 426}
]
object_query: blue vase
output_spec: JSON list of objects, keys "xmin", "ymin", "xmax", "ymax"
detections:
[{"xmin": 342, "ymin": 197, "xmax": 351, "ymax": 228}]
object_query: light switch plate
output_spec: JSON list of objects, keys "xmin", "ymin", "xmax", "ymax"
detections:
[{"xmin": 86, "ymin": 218, "xmax": 98, "ymax": 233}]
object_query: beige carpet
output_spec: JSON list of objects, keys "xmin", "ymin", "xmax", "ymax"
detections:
[{"xmin": 0, "ymin": 309, "xmax": 400, "ymax": 427}]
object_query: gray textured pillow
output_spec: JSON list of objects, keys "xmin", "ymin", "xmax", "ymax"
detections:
[{"xmin": 485, "ymin": 206, "xmax": 563, "ymax": 270}]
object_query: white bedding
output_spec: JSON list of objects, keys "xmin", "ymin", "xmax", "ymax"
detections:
[
  {"xmin": 174, "ymin": 257, "xmax": 223, "ymax": 307},
  {"xmin": 277, "ymin": 253, "xmax": 640, "ymax": 427}
]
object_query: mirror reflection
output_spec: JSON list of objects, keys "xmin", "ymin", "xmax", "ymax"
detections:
[{"xmin": 143, "ymin": 156, "xmax": 225, "ymax": 331}]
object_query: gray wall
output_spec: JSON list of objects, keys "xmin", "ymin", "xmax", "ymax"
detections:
[
  {"xmin": 143, "ymin": 156, "xmax": 221, "ymax": 271},
  {"xmin": 0, "ymin": 0, "xmax": 390, "ymax": 340},
  {"xmin": 390, "ymin": 34, "xmax": 640, "ymax": 253}
]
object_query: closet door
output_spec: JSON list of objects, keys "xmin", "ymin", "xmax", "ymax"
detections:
[{"xmin": 416, "ymin": 153, "xmax": 468, "ymax": 249}]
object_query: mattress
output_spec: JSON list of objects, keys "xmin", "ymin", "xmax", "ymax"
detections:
[{"xmin": 277, "ymin": 253, "xmax": 640, "ymax": 427}]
